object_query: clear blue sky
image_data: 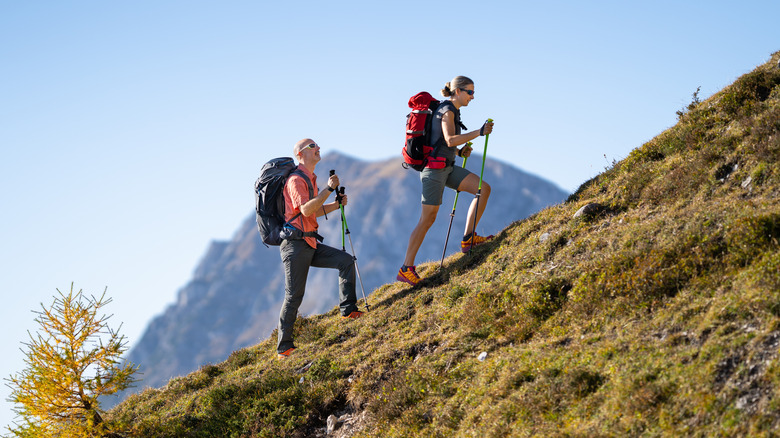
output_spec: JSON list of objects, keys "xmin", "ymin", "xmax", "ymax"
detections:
[{"xmin": 1, "ymin": 0, "xmax": 777, "ymax": 430}]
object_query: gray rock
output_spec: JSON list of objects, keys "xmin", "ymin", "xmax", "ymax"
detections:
[
  {"xmin": 326, "ymin": 414, "xmax": 339, "ymax": 435},
  {"xmin": 574, "ymin": 202, "xmax": 602, "ymax": 219}
]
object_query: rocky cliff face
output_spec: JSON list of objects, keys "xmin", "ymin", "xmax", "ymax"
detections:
[{"xmin": 124, "ymin": 152, "xmax": 568, "ymax": 392}]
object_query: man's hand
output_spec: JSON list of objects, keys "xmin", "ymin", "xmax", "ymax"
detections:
[{"xmin": 328, "ymin": 174, "xmax": 340, "ymax": 191}]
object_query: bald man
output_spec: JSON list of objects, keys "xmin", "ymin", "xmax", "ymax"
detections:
[{"xmin": 275, "ymin": 138, "xmax": 363, "ymax": 359}]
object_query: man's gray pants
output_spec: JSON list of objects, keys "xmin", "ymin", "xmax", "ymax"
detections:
[{"xmin": 277, "ymin": 239, "xmax": 358, "ymax": 353}]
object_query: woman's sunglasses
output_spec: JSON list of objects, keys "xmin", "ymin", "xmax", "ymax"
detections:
[{"xmin": 458, "ymin": 88, "xmax": 474, "ymax": 96}]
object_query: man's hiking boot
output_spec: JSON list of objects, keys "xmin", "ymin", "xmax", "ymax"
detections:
[
  {"xmin": 461, "ymin": 232, "xmax": 494, "ymax": 253},
  {"xmin": 277, "ymin": 347, "xmax": 295, "ymax": 360},
  {"xmin": 396, "ymin": 265, "xmax": 420, "ymax": 286},
  {"xmin": 342, "ymin": 311, "xmax": 364, "ymax": 319}
]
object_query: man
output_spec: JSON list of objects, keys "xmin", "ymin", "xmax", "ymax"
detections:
[{"xmin": 276, "ymin": 138, "xmax": 363, "ymax": 359}]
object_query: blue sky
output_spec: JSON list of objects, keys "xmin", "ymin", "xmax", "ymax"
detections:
[{"xmin": 1, "ymin": 0, "xmax": 778, "ymax": 430}]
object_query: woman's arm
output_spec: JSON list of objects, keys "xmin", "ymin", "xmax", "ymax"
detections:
[{"xmin": 442, "ymin": 111, "xmax": 492, "ymax": 149}]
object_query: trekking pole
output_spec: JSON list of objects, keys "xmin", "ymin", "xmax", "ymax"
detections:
[
  {"xmin": 330, "ymin": 169, "xmax": 344, "ymax": 249},
  {"xmin": 440, "ymin": 143, "xmax": 471, "ymax": 268},
  {"xmin": 469, "ymin": 119, "xmax": 493, "ymax": 254},
  {"xmin": 339, "ymin": 187, "xmax": 370, "ymax": 311},
  {"xmin": 323, "ymin": 170, "xmax": 336, "ymax": 221}
]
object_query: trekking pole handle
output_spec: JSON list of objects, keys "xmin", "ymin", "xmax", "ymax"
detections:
[
  {"xmin": 329, "ymin": 169, "xmax": 337, "ymax": 189},
  {"xmin": 329, "ymin": 169, "xmax": 342, "ymax": 200}
]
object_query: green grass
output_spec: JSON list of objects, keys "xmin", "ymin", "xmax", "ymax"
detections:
[{"xmin": 106, "ymin": 52, "xmax": 780, "ymax": 437}]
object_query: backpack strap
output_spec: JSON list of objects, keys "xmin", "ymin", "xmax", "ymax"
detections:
[
  {"xmin": 430, "ymin": 101, "xmax": 467, "ymax": 159},
  {"xmin": 290, "ymin": 168, "xmax": 314, "ymax": 198},
  {"xmin": 282, "ymin": 169, "xmax": 324, "ymax": 243}
]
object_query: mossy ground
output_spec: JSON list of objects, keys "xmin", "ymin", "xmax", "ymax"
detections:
[{"xmin": 107, "ymin": 52, "xmax": 780, "ymax": 437}]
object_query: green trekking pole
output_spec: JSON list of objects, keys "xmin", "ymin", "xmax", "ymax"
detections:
[
  {"xmin": 338, "ymin": 187, "xmax": 370, "ymax": 312},
  {"xmin": 440, "ymin": 143, "xmax": 471, "ymax": 268},
  {"xmin": 469, "ymin": 119, "xmax": 493, "ymax": 254}
]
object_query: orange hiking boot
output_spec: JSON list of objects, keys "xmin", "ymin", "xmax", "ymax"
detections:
[
  {"xmin": 396, "ymin": 265, "xmax": 420, "ymax": 286},
  {"xmin": 342, "ymin": 311, "xmax": 364, "ymax": 319},
  {"xmin": 277, "ymin": 347, "xmax": 295, "ymax": 360},
  {"xmin": 461, "ymin": 232, "xmax": 494, "ymax": 253}
]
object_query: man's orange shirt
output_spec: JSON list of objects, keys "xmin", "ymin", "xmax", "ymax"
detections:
[{"xmin": 283, "ymin": 166, "xmax": 319, "ymax": 248}]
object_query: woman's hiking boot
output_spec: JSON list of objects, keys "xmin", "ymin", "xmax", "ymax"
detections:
[
  {"xmin": 396, "ymin": 265, "xmax": 420, "ymax": 285},
  {"xmin": 461, "ymin": 232, "xmax": 494, "ymax": 253}
]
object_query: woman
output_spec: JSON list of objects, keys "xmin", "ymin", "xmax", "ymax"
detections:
[{"xmin": 397, "ymin": 76, "xmax": 495, "ymax": 286}]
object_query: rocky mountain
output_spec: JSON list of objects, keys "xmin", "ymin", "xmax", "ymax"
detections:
[{"xmin": 124, "ymin": 153, "xmax": 568, "ymax": 393}]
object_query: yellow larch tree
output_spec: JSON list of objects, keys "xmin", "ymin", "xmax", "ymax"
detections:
[{"xmin": 6, "ymin": 284, "xmax": 137, "ymax": 438}]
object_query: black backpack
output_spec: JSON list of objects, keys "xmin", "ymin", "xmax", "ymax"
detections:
[{"xmin": 254, "ymin": 157, "xmax": 314, "ymax": 246}]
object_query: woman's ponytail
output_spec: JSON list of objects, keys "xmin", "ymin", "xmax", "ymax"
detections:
[{"xmin": 441, "ymin": 82, "xmax": 453, "ymax": 97}]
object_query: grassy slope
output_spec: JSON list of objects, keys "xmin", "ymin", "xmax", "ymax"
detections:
[{"xmin": 108, "ymin": 52, "xmax": 780, "ymax": 437}]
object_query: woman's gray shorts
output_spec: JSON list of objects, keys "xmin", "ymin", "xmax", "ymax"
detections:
[{"xmin": 421, "ymin": 165, "xmax": 472, "ymax": 206}]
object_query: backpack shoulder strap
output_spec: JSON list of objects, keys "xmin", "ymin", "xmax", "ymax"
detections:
[
  {"xmin": 430, "ymin": 101, "xmax": 461, "ymax": 158},
  {"xmin": 290, "ymin": 168, "xmax": 315, "ymax": 199},
  {"xmin": 437, "ymin": 101, "xmax": 467, "ymax": 131},
  {"xmin": 283, "ymin": 168, "xmax": 315, "ymax": 227},
  {"xmin": 283, "ymin": 168, "xmax": 324, "ymax": 242}
]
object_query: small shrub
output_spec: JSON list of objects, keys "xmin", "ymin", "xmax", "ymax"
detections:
[
  {"xmin": 719, "ymin": 68, "xmax": 780, "ymax": 117},
  {"xmin": 567, "ymin": 369, "xmax": 606, "ymax": 398},
  {"xmin": 224, "ymin": 348, "xmax": 258, "ymax": 371},
  {"xmin": 527, "ymin": 277, "xmax": 571, "ymax": 320},
  {"xmin": 725, "ymin": 213, "xmax": 780, "ymax": 265},
  {"xmin": 446, "ymin": 284, "xmax": 471, "ymax": 307},
  {"xmin": 676, "ymin": 86, "xmax": 702, "ymax": 120}
]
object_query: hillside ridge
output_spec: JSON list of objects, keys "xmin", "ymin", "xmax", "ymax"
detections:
[{"xmin": 108, "ymin": 52, "xmax": 780, "ymax": 437}]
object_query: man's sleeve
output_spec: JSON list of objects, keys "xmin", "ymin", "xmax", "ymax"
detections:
[{"xmin": 285, "ymin": 175, "xmax": 310, "ymax": 213}]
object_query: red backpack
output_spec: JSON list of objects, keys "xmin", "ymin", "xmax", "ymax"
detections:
[{"xmin": 401, "ymin": 92, "xmax": 443, "ymax": 171}]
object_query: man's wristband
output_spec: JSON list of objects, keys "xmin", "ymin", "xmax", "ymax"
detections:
[{"xmin": 328, "ymin": 186, "xmax": 335, "ymax": 192}]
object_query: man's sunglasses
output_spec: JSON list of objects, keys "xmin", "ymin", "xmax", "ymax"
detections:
[
  {"xmin": 305, "ymin": 143, "xmax": 317, "ymax": 149},
  {"xmin": 459, "ymin": 88, "xmax": 474, "ymax": 96}
]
